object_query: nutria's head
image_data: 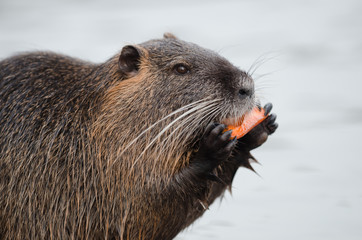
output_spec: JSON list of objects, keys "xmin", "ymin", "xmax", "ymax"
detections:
[
  {"xmin": 96, "ymin": 33, "xmax": 257, "ymax": 175},
  {"xmin": 119, "ymin": 33, "xmax": 255, "ymax": 123}
]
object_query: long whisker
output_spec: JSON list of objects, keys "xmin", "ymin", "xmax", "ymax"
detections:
[
  {"xmin": 129, "ymin": 99, "xmax": 222, "ymax": 172},
  {"xmin": 182, "ymin": 103, "xmax": 222, "ymax": 141},
  {"xmin": 115, "ymin": 97, "xmax": 214, "ymax": 159},
  {"xmin": 247, "ymin": 52, "xmax": 279, "ymax": 77},
  {"xmin": 166, "ymin": 104, "xmax": 223, "ymax": 171},
  {"xmin": 157, "ymin": 103, "xmax": 220, "ymax": 154}
]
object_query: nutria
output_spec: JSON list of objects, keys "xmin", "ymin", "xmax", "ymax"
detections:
[{"xmin": 0, "ymin": 33, "xmax": 278, "ymax": 240}]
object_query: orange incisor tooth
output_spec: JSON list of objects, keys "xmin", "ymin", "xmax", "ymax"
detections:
[{"xmin": 224, "ymin": 107, "xmax": 268, "ymax": 139}]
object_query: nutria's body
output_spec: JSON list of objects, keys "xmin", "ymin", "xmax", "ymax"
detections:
[{"xmin": 0, "ymin": 34, "xmax": 277, "ymax": 239}]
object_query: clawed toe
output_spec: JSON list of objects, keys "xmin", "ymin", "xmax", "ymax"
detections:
[
  {"xmin": 264, "ymin": 103, "xmax": 273, "ymax": 116},
  {"xmin": 267, "ymin": 122, "xmax": 278, "ymax": 134},
  {"xmin": 265, "ymin": 114, "xmax": 278, "ymax": 134},
  {"xmin": 194, "ymin": 122, "xmax": 238, "ymax": 174}
]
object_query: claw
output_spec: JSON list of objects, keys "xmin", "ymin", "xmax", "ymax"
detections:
[
  {"xmin": 224, "ymin": 137, "xmax": 237, "ymax": 152},
  {"xmin": 267, "ymin": 113, "xmax": 277, "ymax": 123},
  {"xmin": 220, "ymin": 130, "xmax": 233, "ymax": 142},
  {"xmin": 195, "ymin": 122, "xmax": 236, "ymax": 176},
  {"xmin": 204, "ymin": 122, "xmax": 218, "ymax": 136},
  {"xmin": 210, "ymin": 124, "xmax": 226, "ymax": 139},
  {"xmin": 267, "ymin": 122, "xmax": 278, "ymax": 134},
  {"xmin": 264, "ymin": 103, "xmax": 273, "ymax": 116}
]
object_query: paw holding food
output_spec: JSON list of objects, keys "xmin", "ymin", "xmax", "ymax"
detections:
[
  {"xmin": 226, "ymin": 103, "xmax": 278, "ymax": 152},
  {"xmin": 224, "ymin": 106, "xmax": 269, "ymax": 139}
]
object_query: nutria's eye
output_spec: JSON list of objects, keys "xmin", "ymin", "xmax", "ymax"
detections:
[{"xmin": 174, "ymin": 64, "xmax": 190, "ymax": 75}]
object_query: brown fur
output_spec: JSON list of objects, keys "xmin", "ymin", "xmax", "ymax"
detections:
[{"xmin": 0, "ymin": 34, "xmax": 260, "ymax": 239}]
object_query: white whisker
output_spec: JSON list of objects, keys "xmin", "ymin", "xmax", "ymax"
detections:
[
  {"xmin": 159, "ymin": 103, "xmax": 220, "ymax": 149},
  {"xmin": 247, "ymin": 52, "xmax": 280, "ymax": 77},
  {"xmin": 127, "ymin": 98, "xmax": 222, "ymax": 172},
  {"xmin": 156, "ymin": 102, "xmax": 223, "ymax": 171},
  {"xmin": 115, "ymin": 97, "xmax": 214, "ymax": 159}
]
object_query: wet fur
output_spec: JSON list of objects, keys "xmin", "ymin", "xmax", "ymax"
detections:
[{"xmin": 0, "ymin": 35, "xmax": 276, "ymax": 239}]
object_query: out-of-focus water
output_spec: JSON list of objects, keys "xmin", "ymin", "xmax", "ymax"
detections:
[{"xmin": 1, "ymin": 0, "xmax": 361, "ymax": 239}]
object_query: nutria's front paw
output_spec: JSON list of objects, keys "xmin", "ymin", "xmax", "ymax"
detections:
[
  {"xmin": 237, "ymin": 103, "xmax": 278, "ymax": 151},
  {"xmin": 191, "ymin": 123, "xmax": 237, "ymax": 176}
]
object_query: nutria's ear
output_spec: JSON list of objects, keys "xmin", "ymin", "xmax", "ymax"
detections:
[
  {"xmin": 163, "ymin": 32, "xmax": 178, "ymax": 39},
  {"xmin": 118, "ymin": 45, "xmax": 142, "ymax": 76}
]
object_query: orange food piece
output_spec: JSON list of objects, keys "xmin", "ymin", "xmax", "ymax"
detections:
[{"xmin": 225, "ymin": 107, "xmax": 268, "ymax": 139}]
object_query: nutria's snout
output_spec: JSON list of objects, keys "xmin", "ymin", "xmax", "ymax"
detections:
[{"xmin": 219, "ymin": 72, "xmax": 256, "ymax": 126}]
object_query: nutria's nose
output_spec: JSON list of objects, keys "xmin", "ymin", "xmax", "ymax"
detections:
[{"xmin": 238, "ymin": 87, "xmax": 252, "ymax": 99}]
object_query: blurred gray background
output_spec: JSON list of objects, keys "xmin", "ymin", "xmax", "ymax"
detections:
[{"xmin": 1, "ymin": 0, "xmax": 361, "ymax": 239}]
